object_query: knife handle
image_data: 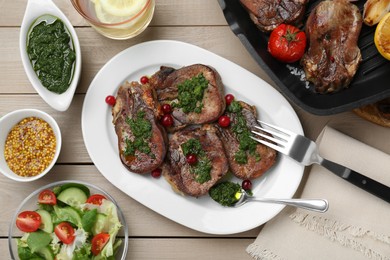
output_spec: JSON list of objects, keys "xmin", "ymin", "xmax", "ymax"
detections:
[{"xmin": 321, "ymin": 159, "xmax": 390, "ymax": 203}]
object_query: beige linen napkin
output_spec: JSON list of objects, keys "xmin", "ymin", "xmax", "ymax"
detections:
[{"xmin": 247, "ymin": 126, "xmax": 390, "ymax": 260}]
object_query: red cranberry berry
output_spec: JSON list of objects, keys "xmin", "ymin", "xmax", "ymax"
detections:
[
  {"xmin": 225, "ymin": 94, "xmax": 235, "ymax": 105},
  {"xmin": 105, "ymin": 95, "xmax": 116, "ymax": 106},
  {"xmin": 140, "ymin": 76, "xmax": 149, "ymax": 84},
  {"xmin": 161, "ymin": 104, "xmax": 172, "ymax": 114},
  {"xmin": 242, "ymin": 179, "xmax": 252, "ymax": 191},
  {"xmin": 186, "ymin": 154, "xmax": 197, "ymax": 165},
  {"xmin": 218, "ymin": 115, "xmax": 230, "ymax": 128},
  {"xmin": 161, "ymin": 114, "xmax": 174, "ymax": 127},
  {"xmin": 151, "ymin": 168, "xmax": 162, "ymax": 178}
]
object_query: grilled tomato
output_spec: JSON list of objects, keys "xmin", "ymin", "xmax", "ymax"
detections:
[{"xmin": 268, "ymin": 24, "xmax": 306, "ymax": 63}]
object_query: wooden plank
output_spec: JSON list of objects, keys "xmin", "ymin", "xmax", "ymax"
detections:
[
  {"xmin": 1, "ymin": 238, "xmax": 254, "ymax": 259},
  {"xmin": 0, "ymin": 165, "xmax": 262, "ymax": 238},
  {"xmin": 0, "ymin": 26, "xmax": 271, "ymax": 94},
  {"xmin": 129, "ymin": 238, "xmax": 254, "ymax": 259},
  {"xmin": 0, "ymin": 0, "xmax": 227, "ymax": 27}
]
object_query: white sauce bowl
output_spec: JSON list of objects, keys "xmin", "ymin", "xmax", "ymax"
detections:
[
  {"xmin": 0, "ymin": 109, "xmax": 62, "ymax": 182},
  {"xmin": 20, "ymin": 0, "xmax": 82, "ymax": 111}
]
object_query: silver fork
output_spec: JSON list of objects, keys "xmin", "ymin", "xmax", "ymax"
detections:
[{"xmin": 251, "ymin": 120, "xmax": 390, "ymax": 203}]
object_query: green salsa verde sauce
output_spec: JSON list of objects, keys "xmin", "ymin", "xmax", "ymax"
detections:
[
  {"xmin": 172, "ymin": 73, "xmax": 209, "ymax": 113},
  {"xmin": 181, "ymin": 138, "xmax": 212, "ymax": 184},
  {"xmin": 227, "ymin": 101, "xmax": 261, "ymax": 164},
  {"xmin": 27, "ymin": 16, "xmax": 76, "ymax": 94},
  {"xmin": 209, "ymin": 181, "xmax": 241, "ymax": 206},
  {"xmin": 124, "ymin": 111, "xmax": 155, "ymax": 158}
]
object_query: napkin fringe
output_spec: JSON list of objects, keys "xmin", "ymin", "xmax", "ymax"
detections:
[
  {"xmin": 290, "ymin": 211, "xmax": 390, "ymax": 260},
  {"xmin": 246, "ymin": 244, "xmax": 283, "ymax": 260}
]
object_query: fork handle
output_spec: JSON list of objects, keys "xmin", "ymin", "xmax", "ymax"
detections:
[{"xmin": 321, "ymin": 159, "xmax": 390, "ymax": 203}]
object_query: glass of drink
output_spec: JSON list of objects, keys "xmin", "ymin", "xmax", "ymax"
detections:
[{"xmin": 70, "ymin": 0, "xmax": 155, "ymax": 40}]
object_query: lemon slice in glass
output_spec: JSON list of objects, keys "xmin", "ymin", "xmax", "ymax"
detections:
[
  {"xmin": 94, "ymin": 0, "xmax": 129, "ymax": 24},
  {"xmin": 99, "ymin": 0, "xmax": 145, "ymax": 17},
  {"xmin": 374, "ymin": 12, "xmax": 390, "ymax": 60}
]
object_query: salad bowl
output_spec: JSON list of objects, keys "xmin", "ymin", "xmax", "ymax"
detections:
[{"xmin": 8, "ymin": 180, "xmax": 129, "ymax": 259}]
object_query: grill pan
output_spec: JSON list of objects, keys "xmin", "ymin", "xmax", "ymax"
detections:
[{"xmin": 218, "ymin": 0, "xmax": 390, "ymax": 115}]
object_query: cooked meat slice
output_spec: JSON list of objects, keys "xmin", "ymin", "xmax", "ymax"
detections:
[
  {"xmin": 216, "ymin": 101, "xmax": 277, "ymax": 180},
  {"xmin": 149, "ymin": 64, "xmax": 226, "ymax": 132},
  {"xmin": 301, "ymin": 0, "xmax": 363, "ymax": 93},
  {"xmin": 240, "ymin": 0, "xmax": 308, "ymax": 32},
  {"xmin": 162, "ymin": 124, "xmax": 229, "ymax": 197},
  {"xmin": 112, "ymin": 81, "xmax": 167, "ymax": 174}
]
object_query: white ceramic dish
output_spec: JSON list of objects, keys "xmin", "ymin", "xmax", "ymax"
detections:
[
  {"xmin": 8, "ymin": 180, "xmax": 129, "ymax": 260},
  {"xmin": 20, "ymin": 0, "xmax": 82, "ymax": 111},
  {"xmin": 0, "ymin": 109, "xmax": 62, "ymax": 182},
  {"xmin": 82, "ymin": 40, "xmax": 304, "ymax": 234}
]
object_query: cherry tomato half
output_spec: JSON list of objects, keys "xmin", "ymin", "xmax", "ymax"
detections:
[
  {"xmin": 105, "ymin": 95, "xmax": 116, "ymax": 106},
  {"xmin": 91, "ymin": 233, "xmax": 110, "ymax": 256},
  {"xmin": 16, "ymin": 211, "xmax": 42, "ymax": 232},
  {"xmin": 55, "ymin": 222, "xmax": 75, "ymax": 244},
  {"xmin": 86, "ymin": 194, "xmax": 107, "ymax": 205},
  {"xmin": 38, "ymin": 189, "xmax": 57, "ymax": 205},
  {"xmin": 268, "ymin": 24, "xmax": 306, "ymax": 63},
  {"xmin": 218, "ymin": 115, "xmax": 230, "ymax": 128}
]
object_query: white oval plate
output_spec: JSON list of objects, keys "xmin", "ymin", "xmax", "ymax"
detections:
[
  {"xmin": 20, "ymin": 0, "xmax": 81, "ymax": 111},
  {"xmin": 81, "ymin": 40, "xmax": 304, "ymax": 234}
]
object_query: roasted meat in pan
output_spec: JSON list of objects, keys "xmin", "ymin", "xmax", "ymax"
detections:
[
  {"xmin": 162, "ymin": 124, "xmax": 229, "ymax": 197},
  {"xmin": 240, "ymin": 0, "xmax": 308, "ymax": 32},
  {"xmin": 216, "ymin": 100, "xmax": 277, "ymax": 180},
  {"xmin": 149, "ymin": 64, "xmax": 226, "ymax": 132},
  {"xmin": 301, "ymin": 0, "xmax": 363, "ymax": 93},
  {"xmin": 112, "ymin": 81, "xmax": 167, "ymax": 174}
]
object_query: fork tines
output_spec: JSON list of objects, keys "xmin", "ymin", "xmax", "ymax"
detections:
[{"xmin": 250, "ymin": 120, "xmax": 291, "ymax": 154}]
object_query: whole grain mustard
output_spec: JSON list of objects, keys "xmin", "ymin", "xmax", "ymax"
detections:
[{"xmin": 4, "ymin": 117, "xmax": 56, "ymax": 177}]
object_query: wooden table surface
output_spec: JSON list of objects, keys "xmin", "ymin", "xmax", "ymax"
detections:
[{"xmin": 1, "ymin": 1, "xmax": 389, "ymax": 259}]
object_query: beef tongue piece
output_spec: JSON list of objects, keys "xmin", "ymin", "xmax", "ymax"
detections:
[
  {"xmin": 240, "ymin": 0, "xmax": 308, "ymax": 32},
  {"xmin": 215, "ymin": 101, "xmax": 277, "ymax": 180},
  {"xmin": 162, "ymin": 124, "xmax": 229, "ymax": 197},
  {"xmin": 301, "ymin": 0, "xmax": 363, "ymax": 93},
  {"xmin": 149, "ymin": 64, "xmax": 226, "ymax": 132},
  {"xmin": 112, "ymin": 81, "xmax": 167, "ymax": 174}
]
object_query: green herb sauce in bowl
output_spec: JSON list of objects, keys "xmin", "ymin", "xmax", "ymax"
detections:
[
  {"xmin": 20, "ymin": 0, "xmax": 81, "ymax": 111},
  {"xmin": 27, "ymin": 15, "xmax": 76, "ymax": 94}
]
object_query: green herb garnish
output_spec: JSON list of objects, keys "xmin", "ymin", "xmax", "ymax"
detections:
[
  {"xmin": 228, "ymin": 101, "xmax": 260, "ymax": 164},
  {"xmin": 209, "ymin": 182, "xmax": 241, "ymax": 206},
  {"xmin": 181, "ymin": 138, "xmax": 212, "ymax": 184},
  {"xmin": 123, "ymin": 111, "xmax": 155, "ymax": 158},
  {"xmin": 172, "ymin": 73, "xmax": 209, "ymax": 113}
]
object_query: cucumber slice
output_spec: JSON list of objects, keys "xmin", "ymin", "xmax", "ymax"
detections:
[
  {"xmin": 91, "ymin": 213, "xmax": 107, "ymax": 235},
  {"xmin": 57, "ymin": 187, "xmax": 88, "ymax": 207},
  {"xmin": 36, "ymin": 209, "xmax": 53, "ymax": 233},
  {"xmin": 35, "ymin": 246, "xmax": 54, "ymax": 260},
  {"xmin": 53, "ymin": 205, "xmax": 82, "ymax": 227},
  {"xmin": 58, "ymin": 183, "xmax": 90, "ymax": 197}
]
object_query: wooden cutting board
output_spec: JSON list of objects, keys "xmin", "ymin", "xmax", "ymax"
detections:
[{"xmin": 353, "ymin": 98, "xmax": 390, "ymax": 127}]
